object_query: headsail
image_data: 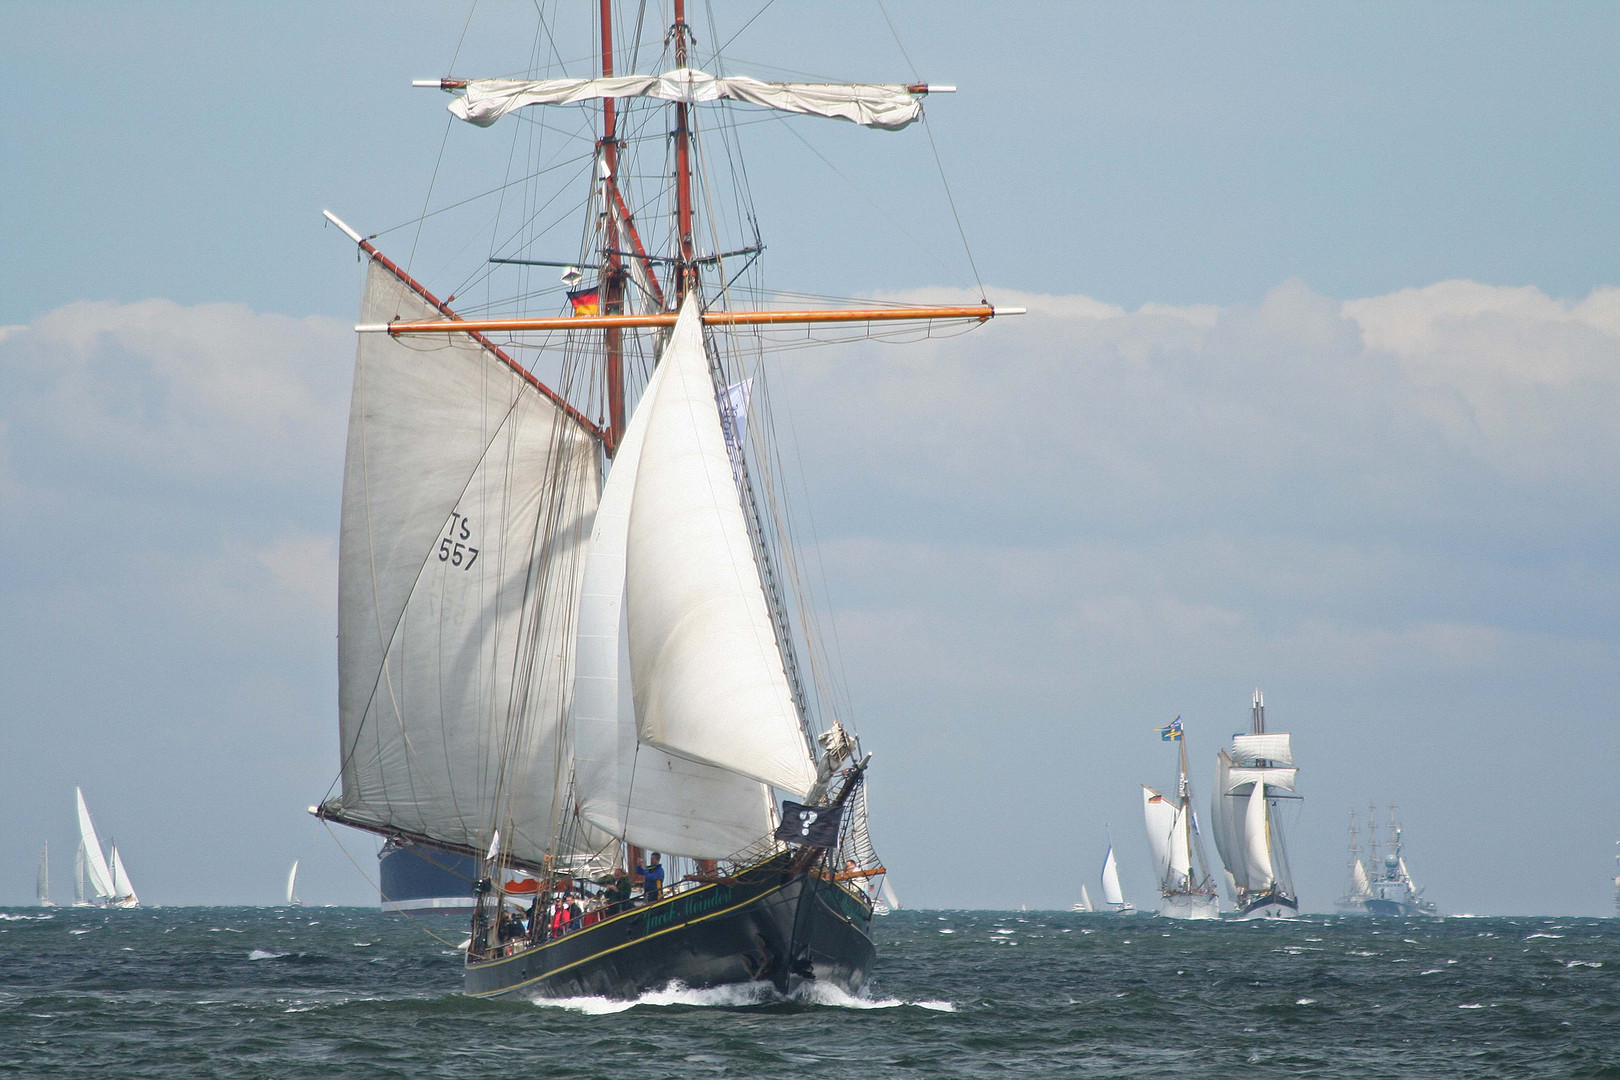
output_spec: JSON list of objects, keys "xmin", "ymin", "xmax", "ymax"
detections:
[
  {"xmin": 1243, "ymin": 781, "xmax": 1273, "ymax": 889},
  {"xmin": 109, "ymin": 845, "xmax": 139, "ymax": 906},
  {"xmin": 323, "ymin": 259, "xmax": 601, "ymax": 870},
  {"xmin": 625, "ymin": 296, "xmax": 817, "ymax": 797},
  {"xmin": 445, "ymin": 69, "xmax": 931, "ymax": 130},
  {"xmin": 572, "ymin": 341, "xmax": 776, "ymax": 858}
]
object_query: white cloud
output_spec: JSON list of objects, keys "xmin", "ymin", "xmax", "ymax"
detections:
[{"xmin": 0, "ymin": 298, "xmax": 350, "ymax": 496}]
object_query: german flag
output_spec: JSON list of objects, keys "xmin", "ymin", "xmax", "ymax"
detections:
[{"xmin": 567, "ymin": 287, "xmax": 600, "ymax": 316}]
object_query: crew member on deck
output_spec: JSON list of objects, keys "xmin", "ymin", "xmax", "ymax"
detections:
[{"xmin": 636, "ymin": 852, "xmax": 665, "ymax": 902}]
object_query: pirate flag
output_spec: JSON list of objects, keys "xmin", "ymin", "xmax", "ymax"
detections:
[{"xmin": 774, "ymin": 801, "xmax": 845, "ymax": 848}]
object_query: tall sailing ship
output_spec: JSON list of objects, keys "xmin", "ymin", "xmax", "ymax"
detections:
[
  {"xmin": 313, "ymin": 3, "xmax": 1014, "ymax": 1000},
  {"xmin": 1209, "ymin": 690, "xmax": 1299, "ymax": 919},
  {"xmin": 1141, "ymin": 718, "xmax": 1220, "ymax": 919},
  {"xmin": 1335, "ymin": 809, "xmax": 1373, "ymax": 913}
]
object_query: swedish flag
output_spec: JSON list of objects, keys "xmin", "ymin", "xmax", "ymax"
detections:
[{"xmin": 1158, "ymin": 716, "xmax": 1184, "ymax": 741}]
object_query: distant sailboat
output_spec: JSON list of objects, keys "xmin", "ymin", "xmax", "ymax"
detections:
[
  {"xmin": 1209, "ymin": 690, "xmax": 1299, "ymax": 920},
  {"xmin": 286, "ymin": 861, "xmax": 304, "ymax": 907},
  {"xmin": 1070, "ymin": 884, "xmax": 1095, "ymax": 913},
  {"xmin": 73, "ymin": 843, "xmax": 90, "ymax": 907},
  {"xmin": 874, "ymin": 875, "xmax": 901, "ymax": 915},
  {"xmin": 37, "ymin": 843, "xmax": 55, "ymax": 907},
  {"xmin": 1141, "ymin": 717, "xmax": 1220, "ymax": 920},
  {"xmin": 1101, "ymin": 844, "xmax": 1135, "ymax": 914},
  {"xmin": 75, "ymin": 788, "xmax": 139, "ymax": 908}
]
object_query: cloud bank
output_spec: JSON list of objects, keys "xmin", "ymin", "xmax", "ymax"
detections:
[{"xmin": 2, "ymin": 280, "xmax": 1615, "ymax": 910}]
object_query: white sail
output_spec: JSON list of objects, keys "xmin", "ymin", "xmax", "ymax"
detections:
[
  {"xmin": 1078, "ymin": 884, "xmax": 1094, "ymax": 912},
  {"xmin": 1101, "ymin": 845, "xmax": 1126, "ymax": 908},
  {"xmin": 449, "ymin": 69, "xmax": 926, "ymax": 131},
  {"xmin": 1226, "ymin": 765, "xmax": 1296, "ymax": 792},
  {"xmin": 74, "ymin": 844, "xmax": 86, "ymax": 906},
  {"xmin": 572, "ymin": 353, "xmax": 776, "ymax": 858},
  {"xmin": 109, "ymin": 846, "xmax": 139, "ymax": 905},
  {"xmin": 75, "ymin": 788, "xmax": 116, "ymax": 900},
  {"xmin": 1210, "ymin": 751, "xmax": 1249, "ymax": 892},
  {"xmin": 626, "ymin": 296, "xmax": 817, "ymax": 797},
  {"xmin": 286, "ymin": 861, "xmax": 300, "ymax": 906},
  {"xmin": 1231, "ymin": 732, "xmax": 1293, "ymax": 766},
  {"xmin": 1244, "ymin": 781, "xmax": 1274, "ymax": 889},
  {"xmin": 327, "ymin": 260, "xmax": 600, "ymax": 869},
  {"xmin": 37, "ymin": 844, "xmax": 51, "ymax": 906},
  {"xmin": 1169, "ymin": 805, "xmax": 1193, "ymax": 883},
  {"xmin": 1351, "ymin": 858, "xmax": 1371, "ymax": 896},
  {"xmin": 1141, "ymin": 786, "xmax": 1177, "ymax": 885}
]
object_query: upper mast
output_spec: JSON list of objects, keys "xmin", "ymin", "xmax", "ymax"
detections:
[
  {"xmin": 600, "ymin": 0, "xmax": 626, "ymax": 449},
  {"xmin": 672, "ymin": 0, "xmax": 697, "ymax": 301}
]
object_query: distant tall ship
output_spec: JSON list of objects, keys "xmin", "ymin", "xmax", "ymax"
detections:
[
  {"xmin": 1361, "ymin": 805, "xmax": 1436, "ymax": 916},
  {"xmin": 1140, "ymin": 717, "xmax": 1219, "ymax": 920},
  {"xmin": 1210, "ymin": 690, "xmax": 1299, "ymax": 919},
  {"xmin": 74, "ymin": 787, "xmax": 140, "ymax": 909},
  {"xmin": 1335, "ymin": 809, "xmax": 1373, "ymax": 913}
]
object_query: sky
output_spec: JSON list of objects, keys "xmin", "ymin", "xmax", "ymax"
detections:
[{"xmin": 2, "ymin": 1, "xmax": 1617, "ymax": 913}]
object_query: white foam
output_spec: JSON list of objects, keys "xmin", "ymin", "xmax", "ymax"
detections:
[
  {"xmin": 1295, "ymin": 998, "xmax": 1317, "ymax": 1005},
  {"xmin": 1458, "ymin": 1003, "xmax": 1485, "ymax": 1009},
  {"xmin": 1563, "ymin": 960, "xmax": 1602, "ymax": 969},
  {"xmin": 247, "ymin": 949, "xmax": 288, "ymax": 961},
  {"xmin": 0, "ymin": 913, "xmax": 54, "ymax": 921},
  {"xmin": 1526, "ymin": 932, "xmax": 1564, "ymax": 939},
  {"xmin": 529, "ymin": 980, "xmax": 955, "ymax": 1014}
]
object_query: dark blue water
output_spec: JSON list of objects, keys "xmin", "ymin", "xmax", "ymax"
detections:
[{"xmin": 3, "ymin": 907, "xmax": 1616, "ymax": 1078}]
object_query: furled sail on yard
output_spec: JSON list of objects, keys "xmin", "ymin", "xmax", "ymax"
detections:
[
  {"xmin": 324, "ymin": 260, "xmax": 601, "ymax": 870},
  {"xmin": 625, "ymin": 297, "xmax": 817, "ymax": 798},
  {"xmin": 572, "ymin": 331, "xmax": 777, "ymax": 858},
  {"xmin": 446, "ymin": 69, "xmax": 930, "ymax": 130}
]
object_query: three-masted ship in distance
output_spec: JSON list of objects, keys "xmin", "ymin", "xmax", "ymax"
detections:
[
  {"xmin": 1209, "ymin": 691, "xmax": 1300, "ymax": 919},
  {"xmin": 313, "ymin": 2, "xmax": 1017, "ymax": 1000},
  {"xmin": 1141, "ymin": 718, "xmax": 1220, "ymax": 919}
]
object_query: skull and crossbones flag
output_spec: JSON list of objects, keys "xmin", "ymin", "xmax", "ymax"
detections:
[{"xmin": 774, "ymin": 801, "xmax": 845, "ymax": 847}]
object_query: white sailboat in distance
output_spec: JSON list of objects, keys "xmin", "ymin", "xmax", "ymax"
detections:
[
  {"xmin": 1101, "ymin": 844, "xmax": 1135, "ymax": 914},
  {"xmin": 1070, "ymin": 884, "xmax": 1096, "ymax": 913},
  {"xmin": 37, "ymin": 843, "xmax": 55, "ymax": 907},
  {"xmin": 75, "ymin": 787, "xmax": 139, "ymax": 908},
  {"xmin": 286, "ymin": 861, "xmax": 304, "ymax": 907}
]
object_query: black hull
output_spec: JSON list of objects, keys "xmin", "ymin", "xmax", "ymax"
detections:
[
  {"xmin": 465, "ymin": 854, "xmax": 874, "ymax": 1000},
  {"xmin": 1234, "ymin": 888, "xmax": 1299, "ymax": 920}
]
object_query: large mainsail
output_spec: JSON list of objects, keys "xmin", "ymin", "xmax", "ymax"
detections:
[
  {"xmin": 75, "ymin": 788, "xmax": 116, "ymax": 901},
  {"xmin": 625, "ymin": 297, "xmax": 817, "ymax": 797},
  {"xmin": 572, "ymin": 330, "xmax": 777, "ymax": 858},
  {"xmin": 1142, "ymin": 786, "xmax": 1179, "ymax": 888},
  {"xmin": 323, "ymin": 259, "xmax": 601, "ymax": 870}
]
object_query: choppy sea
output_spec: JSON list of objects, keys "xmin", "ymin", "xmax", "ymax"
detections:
[{"xmin": 2, "ymin": 906, "xmax": 1616, "ymax": 1078}]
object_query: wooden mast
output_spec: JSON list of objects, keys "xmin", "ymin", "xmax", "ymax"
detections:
[
  {"xmin": 600, "ymin": 0, "xmax": 626, "ymax": 451},
  {"xmin": 672, "ymin": 0, "xmax": 696, "ymax": 301}
]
